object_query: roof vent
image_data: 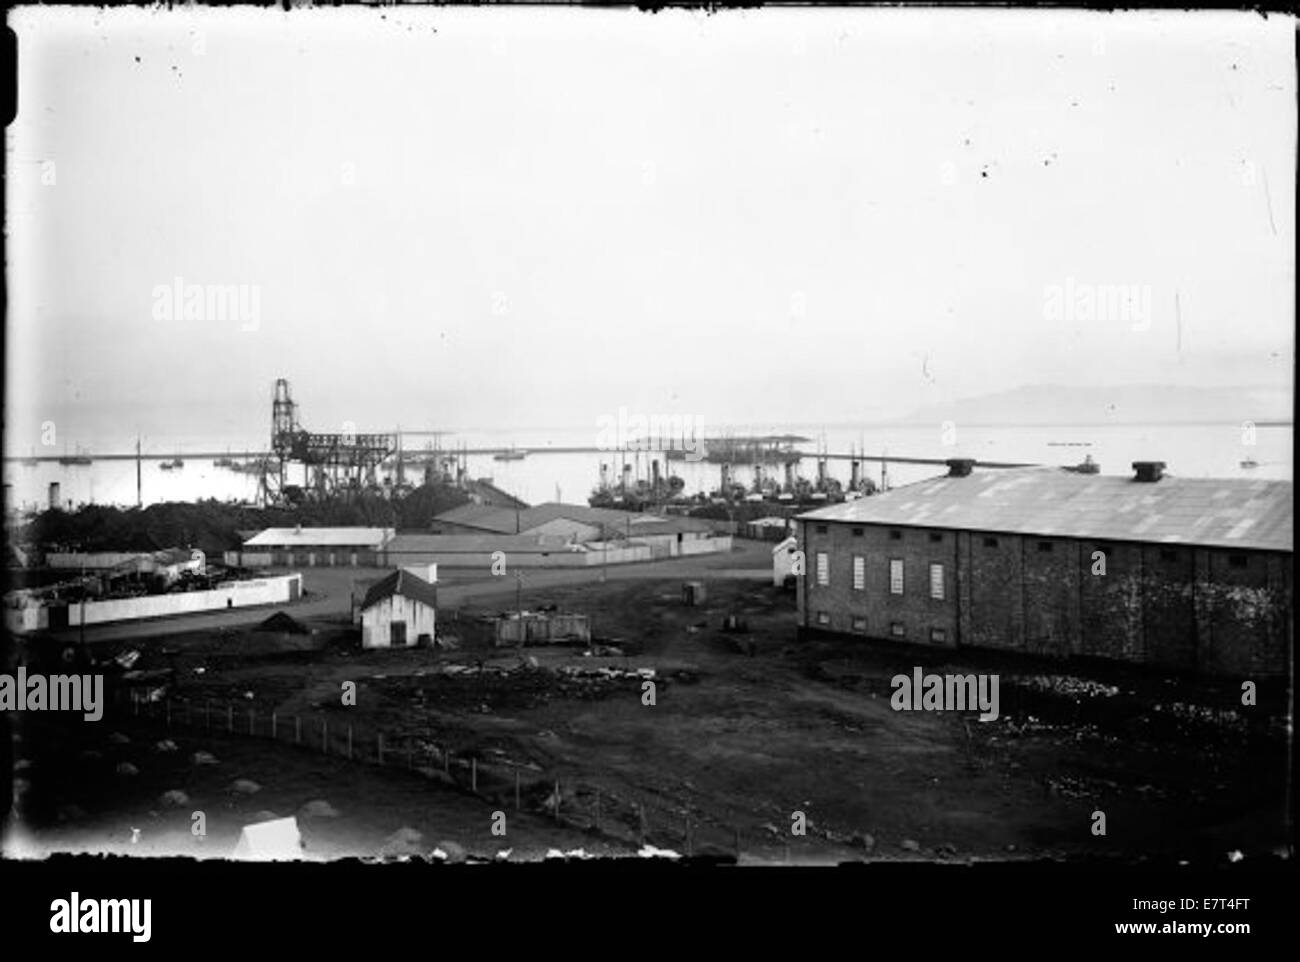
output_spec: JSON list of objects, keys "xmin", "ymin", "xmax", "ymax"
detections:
[
  {"xmin": 946, "ymin": 458, "xmax": 976, "ymax": 478},
  {"xmin": 1132, "ymin": 461, "xmax": 1166, "ymax": 483}
]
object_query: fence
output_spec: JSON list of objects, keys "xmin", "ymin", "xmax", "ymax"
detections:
[{"xmin": 111, "ymin": 684, "xmax": 743, "ymax": 859}]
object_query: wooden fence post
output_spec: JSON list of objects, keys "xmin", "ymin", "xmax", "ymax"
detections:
[
  {"xmin": 322, "ymin": 719, "xmax": 328, "ymax": 755},
  {"xmin": 271, "ymin": 711, "xmax": 277, "ymax": 739},
  {"xmin": 347, "ymin": 725, "xmax": 353, "ymax": 760},
  {"xmin": 471, "ymin": 757, "xmax": 477, "ymax": 792},
  {"xmin": 515, "ymin": 769, "xmax": 521, "ymax": 811},
  {"xmin": 227, "ymin": 704, "xmax": 233, "ymax": 733},
  {"xmin": 166, "ymin": 699, "xmax": 171, "ymax": 728},
  {"xmin": 377, "ymin": 733, "xmax": 384, "ymax": 766},
  {"xmin": 295, "ymin": 716, "xmax": 301, "ymax": 744}
]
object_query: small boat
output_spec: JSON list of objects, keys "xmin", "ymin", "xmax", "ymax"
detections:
[
  {"xmin": 493, "ymin": 447, "xmax": 527, "ymax": 461},
  {"xmin": 1063, "ymin": 454, "xmax": 1100, "ymax": 474},
  {"xmin": 160, "ymin": 458, "xmax": 185, "ymax": 470},
  {"xmin": 1240, "ymin": 458, "xmax": 1259, "ymax": 470},
  {"xmin": 58, "ymin": 455, "xmax": 92, "ymax": 466}
]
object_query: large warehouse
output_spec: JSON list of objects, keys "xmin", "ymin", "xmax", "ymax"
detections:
[{"xmin": 795, "ymin": 460, "xmax": 1293, "ymax": 676}]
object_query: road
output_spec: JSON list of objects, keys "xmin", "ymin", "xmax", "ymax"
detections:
[{"xmin": 46, "ymin": 542, "xmax": 774, "ymax": 645}]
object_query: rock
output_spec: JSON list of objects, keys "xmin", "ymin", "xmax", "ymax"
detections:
[
  {"xmin": 160, "ymin": 789, "xmax": 190, "ymax": 807},
  {"xmin": 109, "ymin": 732, "xmax": 131, "ymax": 745},
  {"xmin": 155, "ymin": 739, "xmax": 179, "ymax": 753},
  {"xmin": 191, "ymin": 751, "xmax": 219, "ymax": 765},
  {"xmin": 230, "ymin": 779, "xmax": 262, "ymax": 795},
  {"xmin": 900, "ymin": 838, "xmax": 921, "ymax": 852},
  {"xmin": 300, "ymin": 799, "xmax": 340, "ymax": 819},
  {"xmin": 80, "ymin": 749, "xmax": 103, "ymax": 761},
  {"xmin": 851, "ymin": 832, "xmax": 876, "ymax": 852},
  {"xmin": 380, "ymin": 827, "xmax": 424, "ymax": 858},
  {"xmin": 13, "ymin": 758, "xmax": 31, "ymax": 771},
  {"xmin": 249, "ymin": 810, "xmax": 280, "ymax": 823},
  {"xmin": 934, "ymin": 842, "xmax": 958, "ymax": 857},
  {"xmin": 116, "ymin": 762, "xmax": 139, "ymax": 776},
  {"xmin": 432, "ymin": 840, "xmax": 467, "ymax": 863}
]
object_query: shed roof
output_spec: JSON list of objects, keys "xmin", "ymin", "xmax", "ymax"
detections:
[
  {"xmin": 797, "ymin": 468, "xmax": 1293, "ymax": 553},
  {"xmin": 244, "ymin": 527, "xmax": 393, "ymax": 548},
  {"xmin": 387, "ymin": 533, "xmax": 584, "ymax": 555},
  {"xmin": 360, "ymin": 569, "xmax": 439, "ymax": 611}
]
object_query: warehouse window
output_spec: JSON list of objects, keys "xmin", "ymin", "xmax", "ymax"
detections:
[
  {"xmin": 1037, "ymin": 541, "xmax": 1053, "ymax": 553},
  {"xmin": 815, "ymin": 611, "xmax": 831, "ymax": 626},
  {"xmin": 890, "ymin": 559, "xmax": 904, "ymax": 595},
  {"xmin": 890, "ymin": 622, "xmax": 906, "ymax": 638},
  {"xmin": 889, "ymin": 529, "xmax": 902, "ymax": 541},
  {"xmin": 853, "ymin": 556, "xmax": 866, "ymax": 591},
  {"xmin": 983, "ymin": 536, "xmax": 999, "ymax": 548},
  {"xmin": 1228, "ymin": 554, "xmax": 1248, "ymax": 569},
  {"xmin": 929, "ymin": 532, "xmax": 942, "ymax": 543},
  {"xmin": 929, "ymin": 563, "xmax": 945, "ymax": 600},
  {"xmin": 816, "ymin": 552, "xmax": 830, "ymax": 586},
  {"xmin": 816, "ymin": 525, "xmax": 828, "ymax": 534},
  {"xmin": 930, "ymin": 627, "xmax": 947, "ymax": 644},
  {"xmin": 851, "ymin": 616, "xmax": 867, "ymax": 633},
  {"xmin": 852, "ymin": 527, "xmax": 864, "ymax": 537}
]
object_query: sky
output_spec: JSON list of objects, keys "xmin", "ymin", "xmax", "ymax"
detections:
[{"xmin": 5, "ymin": 6, "xmax": 1295, "ymax": 452}]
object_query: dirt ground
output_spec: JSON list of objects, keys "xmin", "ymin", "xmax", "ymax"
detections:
[{"xmin": 10, "ymin": 545, "xmax": 1291, "ymax": 865}]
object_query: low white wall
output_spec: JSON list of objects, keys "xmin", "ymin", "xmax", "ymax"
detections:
[
  {"xmin": 46, "ymin": 551, "xmax": 148, "ymax": 570},
  {"xmin": 678, "ymin": 536, "xmax": 732, "ymax": 557},
  {"xmin": 67, "ymin": 573, "xmax": 303, "ymax": 626}
]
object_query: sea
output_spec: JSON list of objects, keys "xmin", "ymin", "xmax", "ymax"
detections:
[{"xmin": 3, "ymin": 421, "xmax": 1292, "ymax": 513}]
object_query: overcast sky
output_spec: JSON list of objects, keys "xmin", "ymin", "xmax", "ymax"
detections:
[{"xmin": 5, "ymin": 7, "xmax": 1295, "ymax": 449}]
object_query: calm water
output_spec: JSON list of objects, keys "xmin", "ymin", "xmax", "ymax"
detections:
[{"xmin": 3, "ymin": 422, "xmax": 1291, "ymax": 512}]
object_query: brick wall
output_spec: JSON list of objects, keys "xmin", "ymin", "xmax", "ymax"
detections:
[
  {"xmin": 800, "ymin": 519, "xmax": 957, "ymax": 647},
  {"xmin": 799, "ymin": 519, "xmax": 1291, "ymax": 676}
]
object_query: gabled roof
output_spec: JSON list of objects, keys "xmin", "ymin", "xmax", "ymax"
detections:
[
  {"xmin": 430, "ymin": 503, "xmax": 523, "ymax": 533},
  {"xmin": 244, "ymin": 527, "xmax": 393, "ymax": 548},
  {"xmin": 797, "ymin": 468, "xmax": 1293, "ymax": 553},
  {"xmin": 772, "ymin": 536, "xmax": 798, "ymax": 553},
  {"xmin": 360, "ymin": 569, "xmax": 439, "ymax": 611}
]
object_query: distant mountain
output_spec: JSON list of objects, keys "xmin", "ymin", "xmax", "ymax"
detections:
[{"xmin": 890, "ymin": 384, "xmax": 1292, "ymax": 427}]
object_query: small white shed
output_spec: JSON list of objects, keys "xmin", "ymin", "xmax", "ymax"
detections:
[
  {"xmin": 772, "ymin": 536, "xmax": 800, "ymax": 587},
  {"xmin": 359, "ymin": 569, "xmax": 438, "ymax": 649}
]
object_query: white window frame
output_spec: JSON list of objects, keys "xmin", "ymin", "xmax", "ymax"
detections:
[
  {"xmin": 852, "ymin": 555, "xmax": 866, "ymax": 591},
  {"xmin": 816, "ymin": 552, "xmax": 830, "ymax": 587},
  {"xmin": 929, "ymin": 563, "xmax": 945, "ymax": 600},
  {"xmin": 889, "ymin": 558, "xmax": 904, "ymax": 595}
]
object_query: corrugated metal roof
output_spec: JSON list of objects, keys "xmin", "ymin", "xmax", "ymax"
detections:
[
  {"xmin": 360, "ymin": 568, "xmax": 439, "ymax": 611},
  {"xmin": 244, "ymin": 527, "xmax": 393, "ymax": 548},
  {"xmin": 430, "ymin": 502, "xmax": 680, "ymax": 536},
  {"xmin": 797, "ymin": 468, "xmax": 1293, "ymax": 552},
  {"xmin": 388, "ymin": 533, "xmax": 583, "ymax": 554}
]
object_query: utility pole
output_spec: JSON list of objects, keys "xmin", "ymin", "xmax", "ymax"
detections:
[{"xmin": 136, "ymin": 435, "xmax": 142, "ymax": 507}]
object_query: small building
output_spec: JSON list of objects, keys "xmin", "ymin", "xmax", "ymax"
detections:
[
  {"xmin": 239, "ymin": 527, "xmax": 394, "ymax": 567},
  {"xmin": 772, "ymin": 536, "xmax": 800, "ymax": 587},
  {"xmin": 359, "ymin": 569, "xmax": 437, "ymax": 649}
]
